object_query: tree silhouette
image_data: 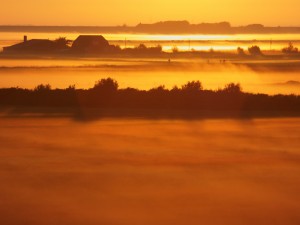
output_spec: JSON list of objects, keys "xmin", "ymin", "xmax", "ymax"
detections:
[
  {"xmin": 222, "ymin": 83, "xmax": 242, "ymax": 93},
  {"xmin": 237, "ymin": 47, "xmax": 245, "ymax": 56},
  {"xmin": 34, "ymin": 84, "xmax": 51, "ymax": 92},
  {"xmin": 248, "ymin": 45, "xmax": 262, "ymax": 56},
  {"xmin": 1, "ymin": 79, "xmax": 300, "ymax": 114},
  {"xmin": 149, "ymin": 85, "xmax": 167, "ymax": 93},
  {"xmin": 282, "ymin": 42, "xmax": 298, "ymax": 54},
  {"xmin": 172, "ymin": 46, "xmax": 179, "ymax": 53},
  {"xmin": 93, "ymin": 78, "xmax": 119, "ymax": 92},
  {"xmin": 137, "ymin": 44, "xmax": 147, "ymax": 50},
  {"xmin": 54, "ymin": 37, "xmax": 71, "ymax": 49},
  {"xmin": 181, "ymin": 81, "xmax": 203, "ymax": 92},
  {"xmin": 66, "ymin": 85, "xmax": 76, "ymax": 91},
  {"xmin": 155, "ymin": 45, "xmax": 163, "ymax": 52}
]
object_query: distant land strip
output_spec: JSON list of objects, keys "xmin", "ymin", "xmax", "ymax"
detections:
[{"xmin": 1, "ymin": 21, "xmax": 300, "ymax": 34}]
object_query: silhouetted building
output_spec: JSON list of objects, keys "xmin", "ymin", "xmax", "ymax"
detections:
[
  {"xmin": 71, "ymin": 35, "xmax": 110, "ymax": 53},
  {"xmin": 3, "ymin": 39, "xmax": 59, "ymax": 54},
  {"xmin": 3, "ymin": 35, "xmax": 119, "ymax": 55}
]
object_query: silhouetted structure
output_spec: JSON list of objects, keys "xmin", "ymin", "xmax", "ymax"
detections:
[
  {"xmin": 2, "ymin": 35, "xmax": 121, "ymax": 55},
  {"xmin": 71, "ymin": 35, "xmax": 110, "ymax": 53},
  {"xmin": 3, "ymin": 39, "xmax": 60, "ymax": 54},
  {"xmin": 3, "ymin": 35, "xmax": 71, "ymax": 54}
]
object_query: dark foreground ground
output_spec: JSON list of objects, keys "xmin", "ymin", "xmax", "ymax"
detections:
[{"xmin": 1, "ymin": 107, "xmax": 300, "ymax": 121}]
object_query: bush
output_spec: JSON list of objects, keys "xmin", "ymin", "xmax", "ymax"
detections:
[
  {"xmin": 54, "ymin": 37, "xmax": 71, "ymax": 49},
  {"xmin": 93, "ymin": 78, "xmax": 119, "ymax": 92},
  {"xmin": 172, "ymin": 46, "xmax": 179, "ymax": 53},
  {"xmin": 181, "ymin": 81, "xmax": 203, "ymax": 92},
  {"xmin": 34, "ymin": 84, "xmax": 51, "ymax": 92},
  {"xmin": 282, "ymin": 42, "xmax": 298, "ymax": 54},
  {"xmin": 248, "ymin": 45, "xmax": 262, "ymax": 56},
  {"xmin": 222, "ymin": 83, "xmax": 242, "ymax": 93},
  {"xmin": 237, "ymin": 47, "xmax": 245, "ymax": 56}
]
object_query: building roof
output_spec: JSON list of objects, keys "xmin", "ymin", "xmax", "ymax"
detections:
[
  {"xmin": 3, "ymin": 39, "xmax": 57, "ymax": 53},
  {"xmin": 72, "ymin": 35, "xmax": 110, "ymax": 52},
  {"xmin": 3, "ymin": 35, "xmax": 112, "ymax": 54}
]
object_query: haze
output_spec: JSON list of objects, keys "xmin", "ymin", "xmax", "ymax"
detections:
[
  {"xmin": 1, "ymin": 0, "xmax": 300, "ymax": 26},
  {"xmin": 1, "ymin": 118, "xmax": 300, "ymax": 225}
]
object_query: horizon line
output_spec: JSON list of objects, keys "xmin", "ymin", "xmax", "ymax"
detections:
[{"xmin": 0, "ymin": 21, "xmax": 300, "ymax": 28}]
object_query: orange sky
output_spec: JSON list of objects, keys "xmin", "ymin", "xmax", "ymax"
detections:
[{"xmin": 1, "ymin": 0, "xmax": 300, "ymax": 26}]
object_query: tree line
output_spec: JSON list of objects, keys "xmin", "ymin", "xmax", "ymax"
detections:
[{"xmin": 0, "ymin": 78, "xmax": 299, "ymax": 112}]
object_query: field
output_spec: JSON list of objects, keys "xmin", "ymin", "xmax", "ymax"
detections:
[{"xmin": 0, "ymin": 117, "xmax": 300, "ymax": 225}]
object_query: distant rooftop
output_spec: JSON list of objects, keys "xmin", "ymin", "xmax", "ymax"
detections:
[
  {"xmin": 3, "ymin": 39, "xmax": 56, "ymax": 53},
  {"xmin": 72, "ymin": 35, "xmax": 110, "ymax": 53}
]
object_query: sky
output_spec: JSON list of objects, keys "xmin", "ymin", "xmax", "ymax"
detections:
[{"xmin": 1, "ymin": 0, "xmax": 300, "ymax": 26}]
